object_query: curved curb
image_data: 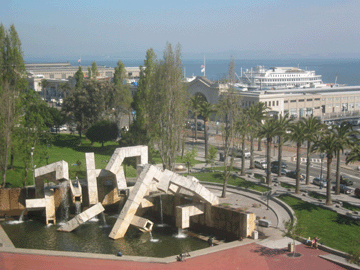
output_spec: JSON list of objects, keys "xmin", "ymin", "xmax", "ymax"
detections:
[{"xmin": 199, "ymin": 181, "xmax": 295, "ymax": 229}]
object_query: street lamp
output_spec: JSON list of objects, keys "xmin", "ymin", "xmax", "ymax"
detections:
[
  {"xmin": 319, "ymin": 153, "xmax": 325, "ymax": 179},
  {"xmin": 31, "ymin": 147, "xmax": 35, "ymax": 186}
]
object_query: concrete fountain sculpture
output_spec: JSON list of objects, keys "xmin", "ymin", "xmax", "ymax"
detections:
[{"xmin": 23, "ymin": 145, "xmax": 254, "ymax": 241}]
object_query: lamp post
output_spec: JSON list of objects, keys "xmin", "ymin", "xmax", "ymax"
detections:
[
  {"xmin": 31, "ymin": 147, "xmax": 35, "ymax": 186},
  {"xmin": 320, "ymin": 153, "xmax": 325, "ymax": 179}
]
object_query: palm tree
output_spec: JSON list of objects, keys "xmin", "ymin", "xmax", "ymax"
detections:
[
  {"xmin": 259, "ymin": 118, "xmax": 278, "ymax": 185},
  {"xmin": 236, "ymin": 112, "xmax": 250, "ymax": 176},
  {"xmin": 246, "ymin": 103, "xmax": 268, "ymax": 169},
  {"xmin": 254, "ymin": 102, "xmax": 269, "ymax": 151},
  {"xmin": 58, "ymin": 82, "xmax": 71, "ymax": 101},
  {"xmin": 274, "ymin": 114, "xmax": 292, "ymax": 178},
  {"xmin": 288, "ymin": 120, "xmax": 307, "ymax": 194},
  {"xmin": 199, "ymin": 101, "xmax": 217, "ymax": 160},
  {"xmin": 40, "ymin": 79, "xmax": 49, "ymax": 102},
  {"xmin": 332, "ymin": 122, "xmax": 353, "ymax": 194},
  {"xmin": 313, "ymin": 132, "xmax": 338, "ymax": 205},
  {"xmin": 189, "ymin": 95, "xmax": 205, "ymax": 141},
  {"xmin": 302, "ymin": 115, "xmax": 323, "ymax": 185}
]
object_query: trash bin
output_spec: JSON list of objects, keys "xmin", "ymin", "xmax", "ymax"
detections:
[
  {"xmin": 252, "ymin": 230, "xmax": 258, "ymax": 240},
  {"xmin": 220, "ymin": 152, "xmax": 224, "ymax": 161},
  {"xmin": 288, "ymin": 242, "xmax": 294, "ymax": 252}
]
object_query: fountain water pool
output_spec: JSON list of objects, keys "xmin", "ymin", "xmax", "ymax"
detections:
[{"xmin": 1, "ymin": 214, "xmax": 208, "ymax": 257}]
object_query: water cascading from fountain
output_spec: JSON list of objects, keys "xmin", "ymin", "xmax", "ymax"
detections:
[
  {"xmin": 59, "ymin": 181, "xmax": 70, "ymax": 223},
  {"xmin": 18, "ymin": 209, "xmax": 26, "ymax": 222},
  {"xmin": 75, "ymin": 202, "xmax": 81, "ymax": 215},
  {"xmin": 157, "ymin": 194, "xmax": 166, "ymax": 227},
  {"xmin": 100, "ymin": 212, "xmax": 109, "ymax": 227},
  {"xmin": 175, "ymin": 228, "xmax": 187, "ymax": 239},
  {"xmin": 149, "ymin": 231, "xmax": 159, "ymax": 242}
]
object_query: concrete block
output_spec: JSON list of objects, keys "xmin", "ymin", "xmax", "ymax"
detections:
[
  {"xmin": 130, "ymin": 215, "xmax": 154, "ymax": 232},
  {"xmin": 176, "ymin": 204, "xmax": 204, "ymax": 229},
  {"xmin": 157, "ymin": 169, "xmax": 174, "ymax": 192},
  {"xmin": 25, "ymin": 198, "xmax": 46, "ymax": 210},
  {"xmin": 109, "ymin": 218, "xmax": 131, "ymax": 239},
  {"xmin": 69, "ymin": 180, "xmax": 82, "ymax": 204},
  {"xmin": 85, "ymin": 153, "xmax": 96, "ymax": 170},
  {"xmin": 57, "ymin": 202, "xmax": 105, "ymax": 232},
  {"xmin": 168, "ymin": 183, "xmax": 180, "ymax": 194},
  {"xmin": 45, "ymin": 189, "xmax": 56, "ymax": 225},
  {"xmin": 115, "ymin": 168, "xmax": 127, "ymax": 190},
  {"xmin": 140, "ymin": 197, "xmax": 154, "ymax": 208},
  {"xmin": 86, "ymin": 169, "xmax": 98, "ymax": 205}
]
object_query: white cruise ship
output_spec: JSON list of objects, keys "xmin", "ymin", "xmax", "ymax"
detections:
[{"xmin": 238, "ymin": 65, "xmax": 328, "ymax": 90}]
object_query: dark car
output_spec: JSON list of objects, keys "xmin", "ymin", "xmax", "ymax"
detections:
[
  {"xmin": 332, "ymin": 184, "xmax": 352, "ymax": 194},
  {"xmin": 271, "ymin": 161, "xmax": 287, "ymax": 168},
  {"xmin": 286, "ymin": 170, "xmax": 305, "ymax": 181},
  {"xmin": 355, "ymin": 188, "xmax": 360, "ymax": 198},
  {"xmin": 266, "ymin": 166, "xmax": 287, "ymax": 175},
  {"xmin": 340, "ymin": 175, "xmax": 353, "ymax": 186}
]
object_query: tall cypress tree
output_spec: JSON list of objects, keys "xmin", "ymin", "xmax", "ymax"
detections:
[{"xmin": 0, "ymin": 24, "xmax": 27, "ymax": 187}]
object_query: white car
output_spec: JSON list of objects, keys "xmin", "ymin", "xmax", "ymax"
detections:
[
  {"xmin": 59, "ymin": 125, "xmax": 67, "ymax": 131},
  {"xmin": 255, "ymin": 160, "xmax": 267, "ymax": 170}
]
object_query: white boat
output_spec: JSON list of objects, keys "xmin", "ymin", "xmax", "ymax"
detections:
[{"xmin": 239, "ymin": 65, "xmax": 328, "ymax": 90}]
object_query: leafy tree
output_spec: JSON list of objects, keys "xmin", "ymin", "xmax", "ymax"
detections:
[
  {"xmin": 217, "ymin": 88, "xmax": 242, "ymax": 198},
  {"xmin": 91, "ymin": 61, "xmax": 99, "ymax": 80},
  {"xmin": 288, "ymin": 120, "xmax": 307, "ymax": 194},
  {"xmin": 113, "ymin": 60, "xmax": 127, "ymax": 86},
  {"xmin": 0, "ymin": 24, "xmax": 27, "ymax": 188},
  {"xmin": 14, "ymin": 89, "xmax": 50, "ymax": 187},
  {"xmin": 207, "ymin": 145, "xmax": 218, "ymax": 170},
  {"xmin": 199, "ymin": 100, "xmax": 216, "ymax": 159},
  {"xmin": 74, "ymin": 66, "xmax": 84, "ymax": 89},
  {"xmin": 183, "ymin": 147, "xmax": 198, "ymax": 174},
  {"xmin": 190, "ymin": 94, "xmax": 206, "ymax": 141},
  {"xmin": 133, "ymin": 48, "xmax": 157, "ymax": 138},
  {"xmin": 86, "ymin": 120, "xmax": 119, "ymax": 147},
  {"xmin": 147, "ymin": 43, "xmax": 188, "ymax": 170}
]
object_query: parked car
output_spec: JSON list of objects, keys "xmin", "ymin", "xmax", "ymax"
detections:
[
  {"xmin": 313, "ymin": 177, "xmax": 327, "ymax": 187},
  {"xmin": 270, "ymin": 166, "xmax": 287, "ymax": 175},
  {"xmin": 332, "ymin": 184, "xmax": 352, "ymax": 194},
  {"xmin": 231, "ymin": 148, "xmax": 251, "ymax": 159},
  {"xmin": 286, "ymin": 170, "xmax": 305, "ymax": 181},
  {"xmin": 355, "ymin": 188, "xmax": 360, "ymax": 198},
  {"xmin": 59, "ymin": 125, "xmax": 67, "ymax": 131},
  {"xmin": 255, "ymin": 160, "xmax": 267, "ymax": 170},
  {"xmin": 271, "ymin": 161, "xmax": 287, "ymax": 168},
  {"xmin": 340, "ymin": 175, "xmax": 353, "ymax": 186}
]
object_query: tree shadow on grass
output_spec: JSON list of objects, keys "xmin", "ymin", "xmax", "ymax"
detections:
[
  {"xmin": 279, "ymin": 196, "xmax": 321, "ymax": 213},
  {"xmin": 335, "ymin": 214, "xmax": 360, "ymax": 226}
]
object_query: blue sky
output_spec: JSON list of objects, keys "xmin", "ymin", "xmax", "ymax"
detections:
[{"xmin": 2, "ymin": 0, "xmax": 360, "ymax": 60}]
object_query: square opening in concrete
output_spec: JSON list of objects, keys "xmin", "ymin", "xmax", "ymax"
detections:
[
  {"xmin": 119, "ymin": 189, "xmax": 129, "ymax": 196},
  {"xmin": 48, "ymin": 220, "xmax": 55, "ymax": 225},
  {"xmin": 145, "ymin": 222, "xmax": 153, "ymax": 230},
  {"xmin": 75, "ymin": 196, "xmax": 81, "ymax": 202}
]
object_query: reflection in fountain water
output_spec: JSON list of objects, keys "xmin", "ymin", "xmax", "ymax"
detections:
[
  {"xmin": 159, "ymin": 195, "xmax": 164, "ymax": 225},
  {"xmin": 175, "ymin": 228, "xmax": 188, "ymax": 239},
  {"xmin": 99, "ymin": 212, "xmax": 109, "ymax": 228}
]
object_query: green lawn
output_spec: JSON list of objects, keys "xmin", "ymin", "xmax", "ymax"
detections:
[
  {"xmin": 4, "ymin": 133, "xmax": 204, "ymax": 187},
  {"xmin": 280, "ymin": 182, "xmax": 295, "ymax": 189},
  {"xmin": 308, "ymin": 191, "xmax": 327, "ymax": 200},
  {"xmin": 189, "ymin": 171, "xmax": 270, "ymax": 192},
  {"xmin": 279, "ymin": 195, "xmax": 360, "ymax": 253},
  {"xmin": 205, "ymin": 166, "xmax": 241, "ymax": 172}
]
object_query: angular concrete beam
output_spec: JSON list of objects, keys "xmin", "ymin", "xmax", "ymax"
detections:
[
  {"xmin": 140, "ymin": 197, "xmax": 154, "ymax": 208},
  {"xmin": 109, "ymin": 164, "xmax": 156, "ymax": 239},
  {"xmin": 85, "ymin": 153, "xmax": 98, "ymax": 206},
  {"xmin": 156, "ymin": 169, "xmax": 175, "ymax": 193},
  {"xmin": 176, "ymin": 204, "xmax": 205, "ymax": 229},
  {"xmin": 106, "ymin": 146, "xmax": 148, "ymax": 175},
  {"xmin": 25, "ymin": 189, "xmax": 56, "ymax": 225},
  {"xmin": 34, "ymin": 160, "xmax": 69, "ymax": 198},
  {"xmin": 69, "ymin": 180, "xmax": 82, "ymax": 204},
  {"xmin": 130, "ymin": 215, "xmax": 154, "ymax": 232},
  {"xmin": 25, "ymin": 198, "xmax": 46, "ymax": 210},
  {"xmin": 57, "ymin": 202, "xmax": 105, "ymax": 232}
]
